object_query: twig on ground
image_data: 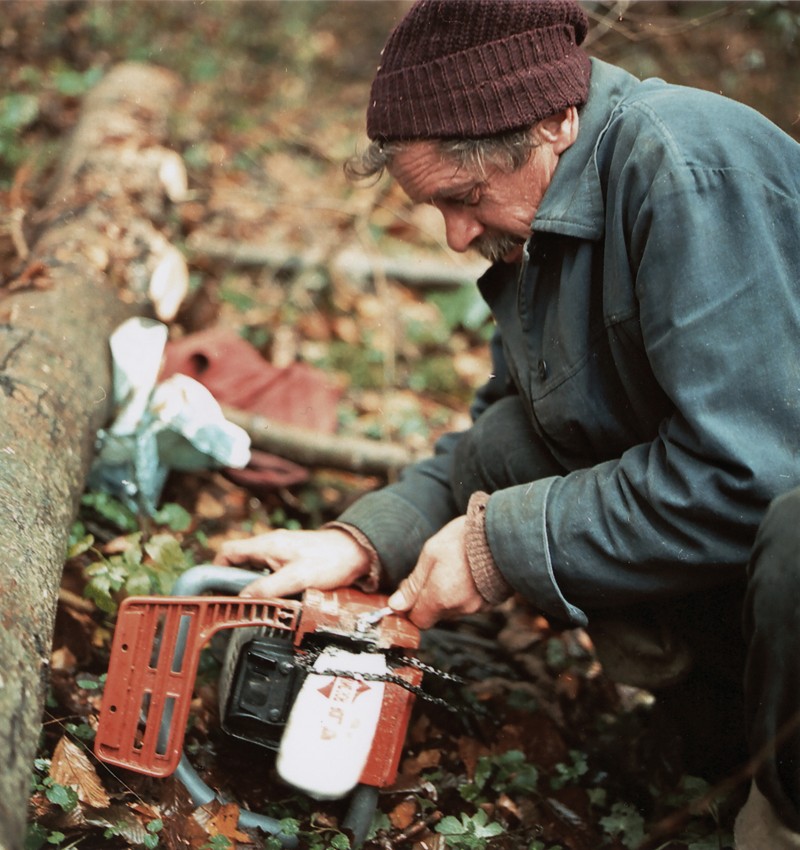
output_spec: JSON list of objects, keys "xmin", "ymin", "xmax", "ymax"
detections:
[
  {"xmin": 186, "ymin": 231, "xmax": 486, "ymax": 290},
  {"xmin": 223, "ymin": 405, "xmax": 420, "ymax": 478}
]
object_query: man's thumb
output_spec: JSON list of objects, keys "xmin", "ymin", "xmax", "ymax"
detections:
[{"xmin": 388, "ymin": 588, "xmax": 411, "ymax": 612}]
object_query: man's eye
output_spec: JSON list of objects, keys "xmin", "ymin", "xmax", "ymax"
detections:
[
  {"xmin": 458, "ymin": 188, "xmax": 481, "ymax": 206},
  {"xmin": 442, "ymin": 193, "xmax": 479, "ymax": 208},
  {"xmin": 432, "ymin": 187, "xmax": 482, "ymax": 210}
]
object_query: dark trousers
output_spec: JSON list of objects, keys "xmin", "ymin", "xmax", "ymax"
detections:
[
  {"xmin": 744, "ymin": 489, "xmax": 800, "ymax": 831},
  {"xmin": 451, "ymin": 396, "xmax": 800, "ymax": 830}
]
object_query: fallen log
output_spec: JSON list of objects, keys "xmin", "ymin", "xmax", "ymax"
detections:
[
  {"xmin": 0, "ymin": 63, "xmax": 185, "ymax": 850},
  {"xmin": 223, "ymin": 406, "xmax": 421, "ymax": 479},
  {"xmin": 185, "ymin": 231, "xmax": 488, "ymax": 290}
]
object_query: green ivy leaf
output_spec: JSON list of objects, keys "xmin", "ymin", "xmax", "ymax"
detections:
[
  {"xmin": 436, "ymin": 810, "xmax": 504, "ymax": 847},
  {"xmin": 146, "ymin": 819, "xmax": 163, "ymax": 834},
  {"xmin": 437, "ymin": 815, "xmax": 468, "ymax": 836},
  {"xmin": 81, "ymin": 492, "xmax": 139, "ymax": 532},
  {"xmin": 428, "ymin": 284, "xmax": 491, "ymax": 333},
  {"xmin": 278, "ymin": 818, "xmax": 301, "ymax": 837},
  {"xmin": 52, "ymin": 66, "xmax": 103, "ymax": 97},
  {"xmin": 0, "ymin": 93, "xmax": 39, "ymax": 132},
  {"xmin": 67, "ymin": 521, "xmax": 94, "ymax": 559},
  {"xmin": 43, "ymin": 780, "xmax": 78, "ymax": 812},
  {"xmin": 152, "ymin": 502, "xmax": 192, "ymax": 532},
  {"xmin": 550, "ymin": 749, "xmax": 588, "ymax": 790},
  {"xmin": 145, "ymin": 533, "xmax": 193, "ymax": 582},
  {"xmin": 470, "ymin": 809, "xmax": 505, "ymax": 838},
  {"xmin": 201, "ymin": 835, "xmax": 232, "ymax": 850}
]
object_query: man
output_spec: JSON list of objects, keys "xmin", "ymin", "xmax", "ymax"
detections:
[{"xmin": 216, "ymin": 1, "xmax": 800, "ymax": 845}]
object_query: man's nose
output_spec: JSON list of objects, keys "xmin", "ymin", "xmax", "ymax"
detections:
[{"xmin": 440, "ymin": 208, "xmax": 483, "ymax": 253}]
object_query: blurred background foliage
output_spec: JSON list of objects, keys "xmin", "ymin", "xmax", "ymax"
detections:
[
  {"xmin": 2, "ymin": 0, "xmax": 799, "ymax": 480},
  {"xmin": 2, "ymin": 0, "xmax": 799, "ymax": 448},
  {"xmin": 1, "ymin": 1, "xmax": 798, "ymax": 189}
]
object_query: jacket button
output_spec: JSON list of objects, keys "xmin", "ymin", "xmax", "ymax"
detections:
[{"xmin": 537, "ymin": 359, "xmax": 548, "ymax": 380}]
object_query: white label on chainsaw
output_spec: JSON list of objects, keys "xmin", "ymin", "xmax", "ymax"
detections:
[{"xmin": 277, "ymin": 646, "xmax": 386, "ymax": 800}]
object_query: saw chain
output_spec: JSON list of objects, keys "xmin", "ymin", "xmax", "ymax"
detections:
[
  {"xmin": 92, "ymin": 567, "xmax": 485, "ymax": 848},
  {"xmin": 292, "ymin": 645, "xmax": 468, "ymax": 712}
]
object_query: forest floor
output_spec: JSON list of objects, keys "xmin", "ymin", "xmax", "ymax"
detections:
[{"xmin": 3, "ymin": 2, "xmax": 800, "ymax": 849}]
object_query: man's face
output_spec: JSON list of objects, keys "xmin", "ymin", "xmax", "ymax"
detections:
[{"xmin": 388, "ymin": 136, "xmax": 562, "ymax": 264}]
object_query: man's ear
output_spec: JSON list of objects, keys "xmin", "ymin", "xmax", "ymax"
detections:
[{"xmin": 536, "ymin": 107, "xmax": 579, "ymax": 154}]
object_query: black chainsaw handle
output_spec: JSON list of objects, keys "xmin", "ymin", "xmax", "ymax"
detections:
[{"xmin": 169, "ymin": 565, "xmax": 378, "ymax": 848}]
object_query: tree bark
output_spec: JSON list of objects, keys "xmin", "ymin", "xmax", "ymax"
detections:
[{"xmin": 0, "ymin": 63, "xmax": 183, "ymax": 850}]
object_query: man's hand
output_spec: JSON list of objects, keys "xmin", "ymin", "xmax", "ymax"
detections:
[
  {"xmin": 213, "ymin": 528, "xmax": 371, "ymax": 598},
  {"xmin": 387, "ymin": 516, "xmax": 488, "ymax": 629}
]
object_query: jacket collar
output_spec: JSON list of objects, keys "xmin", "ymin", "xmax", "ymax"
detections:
[{"xmin": 532, "ymin": 59, "xmax": 641, "ymax": 241}]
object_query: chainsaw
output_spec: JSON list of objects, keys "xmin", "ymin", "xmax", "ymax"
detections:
[{"xmin": 93, "ymin": 565, "xmax": 427, "ymax": 847}]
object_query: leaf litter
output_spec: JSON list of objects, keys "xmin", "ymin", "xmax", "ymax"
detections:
[{"xmin": 8, "ymin": 2, "xmax": 798, "ymax": 847}]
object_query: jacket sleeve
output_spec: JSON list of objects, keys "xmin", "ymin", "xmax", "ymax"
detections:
[
  {"xmin": 337, "ymin": 329, "xmax": 515, "ymax": 588},
  {"xmin": 487, "ymin": 105, "xmax": 800, "ymax": 627}
]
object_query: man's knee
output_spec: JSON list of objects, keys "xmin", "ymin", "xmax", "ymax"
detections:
[
  {"xmin": 749, "ymin": 487, "xmax": 800, "ymax": 599},
  {"xmin": 757, "ymin": 487, "xmax": 800, "ymax": 546}
]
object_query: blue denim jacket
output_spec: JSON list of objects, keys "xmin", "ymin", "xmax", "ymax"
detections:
[{"xmin": 341, "ymin": 59, "xmax": 800, "ymax": 626}]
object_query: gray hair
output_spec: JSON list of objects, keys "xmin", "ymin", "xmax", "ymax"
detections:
[{"xmin": 344, "ymin": 127, "xmax": 540, "ymax": 183}]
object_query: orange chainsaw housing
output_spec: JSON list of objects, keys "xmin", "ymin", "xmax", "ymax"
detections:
[{"xmin": 94, "ymin": 588, "xmax": 422, "ymax": 789}]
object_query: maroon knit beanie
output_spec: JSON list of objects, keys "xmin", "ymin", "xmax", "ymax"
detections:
[{"xmin": 367, "ymin": 0, "xmax": 592, "ymax": 141}]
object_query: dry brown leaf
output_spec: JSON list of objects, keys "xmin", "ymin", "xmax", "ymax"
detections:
[
  {"xmin": 207, "ymin": 801, "xmax": 251, "ymax": 843},
  {"xmin": 332, "ymin": 314, "xmax": 360, "ymax": 344},
  {"xmin": 401, "ymin": 748, "xmax": 442, "ymax": 777},
  {"xmin": 50, "ymin": 736, "xmax": 111, "ymax": 809},
  {"xmin": 457, "ymin": 736, "xmax": 490, "ymax": 780},
  {"xmin": 194, "ymin": 488, "xmax": 228, "ymax": 520},
  {"xmin": 412, "ymin": 835, "xmax": 446, "ymax": 850},
  {"xmin": 555, "ymin": 670, "xmax": 581, "ymax": 701},
  {"xmin": 50, "ymin": 646, "xmax": 77, "ymax": 672},
  {"xmin": 4, "ymin": 259, "xmax": 50, "ymax": 293},
  {"xmin": 388, "ymin": 797, "xmax": 418, "ymax": 830},
  {"xmin": 409, "ymin": 714, "xmax": 434, "ymax": 745},
  {"xmin": 496, "ymin": 793, "xmax": 523, "ymax": 821},
  {"xmin": 84, "ymin": 803, "xmax": 158, "ymax": 845},
  {"xmin": 452, "ymin": 350, "xmax": 491, "ymax": 386},
  {"xmin": 101, "ymin": 535, "xmax": 137, "ymax": 556},
  {"xmin": 312, "ymin": 812, "xmax": 339, "ymax": 829}
]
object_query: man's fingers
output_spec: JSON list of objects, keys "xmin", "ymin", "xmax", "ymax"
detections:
[
  {"xmin": 213, "ymin": 528, "xmax": 373, "ymax": 599},
  {"xmin": 212, "ymin": 547, "xmax": 252, "ymax": 566},
  {"xmin": 213, "ymin": 538, "xmax": 260, "ymax": 566},
  {"xmin": 239, "ymin": 567, "xmax": 308, "ymax": 600},
  {"xmin": 213, "ymin": 533, "xmax": 288, "ymax": 568}
]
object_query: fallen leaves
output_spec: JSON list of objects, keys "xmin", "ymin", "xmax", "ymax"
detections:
[
  {"xmin": 197, "ymin": 801, "xmax": 252, "ymax": 845},
  {"xmin": 1, "ymin": 258, "xmax": 50, "ymax": 293},
  {"xmin": 388, "ymin": 797, "xmax": 418, "ymax": 830},
  {"xmin": 50, "ymin": 736, "xmax": 110, "ymax": 810}
]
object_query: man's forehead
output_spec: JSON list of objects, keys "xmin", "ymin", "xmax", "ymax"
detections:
[{"xmin": 388, "ymin": 141, "xmax": 474, "ymax": 203}]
